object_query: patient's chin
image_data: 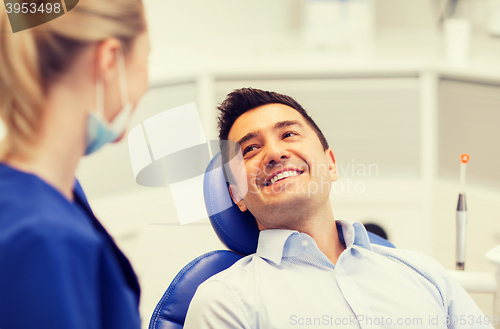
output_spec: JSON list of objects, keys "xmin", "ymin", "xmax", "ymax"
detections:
[
  {"xmin": 265, "ymin": 194, "xmax": 310, "ymax": 214},
  {"xmin": 265, "ymin": 186, "xmax": 311, "ymax": 204}
]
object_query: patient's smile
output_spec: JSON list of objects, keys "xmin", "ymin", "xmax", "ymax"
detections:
[{"xmin": 264, "ymin": 169, "xmax": 304, "ymax": 187}]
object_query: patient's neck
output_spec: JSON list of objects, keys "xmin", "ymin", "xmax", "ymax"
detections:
[
  {"xmin": 259, "ymin": 199, "xmax": 345, "ymax": 265},
  {"xmin": 293, "ymin": 200, "xmax": 345, "ymax": 265}
]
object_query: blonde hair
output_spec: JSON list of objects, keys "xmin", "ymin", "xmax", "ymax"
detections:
[{"xmin": 0, "ymin": 0, "xmax": 145, "ymax": 157}]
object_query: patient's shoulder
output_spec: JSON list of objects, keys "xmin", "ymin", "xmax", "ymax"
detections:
[
  {"xmin": 191, "ymin": 253, "xmax": 260, "ymax": 322},
  {"xmin": 371, "ymin": 244, "xmax": 445, "ymax": 269},
  {"xmin": 370, "ymin": 244, "xmax": 453, "ymax": 288},
  {"xmin": 202, "ymin": 253, "xmax": 257, "ymax": 285},
  {"xmin": 186, "ymin": 258, "xmax": 256, "ymax": 328}
]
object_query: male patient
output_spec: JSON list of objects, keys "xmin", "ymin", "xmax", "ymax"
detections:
[{"xmin": 184, "ymin": 88, "xmax": 492, "ymax": 329}]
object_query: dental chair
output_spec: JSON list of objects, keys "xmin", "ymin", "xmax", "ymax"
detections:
[{"xmin": 148, "ymin": 152, "xmax": 395, "ymax": 329}]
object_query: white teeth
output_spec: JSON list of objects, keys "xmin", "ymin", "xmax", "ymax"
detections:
[{"xmin": 268, "ymin": 170, "xmax": 301, "ymax": 185}]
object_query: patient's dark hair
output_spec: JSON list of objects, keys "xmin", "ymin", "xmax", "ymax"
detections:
[{"xmin": 218, "ymin": 88, "xmax": 329, "ymax": 180}]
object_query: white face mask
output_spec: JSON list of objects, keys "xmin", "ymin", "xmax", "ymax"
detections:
[{"xmin": 85, "ymin": 52, "xmax": 133, "ymax": 156}]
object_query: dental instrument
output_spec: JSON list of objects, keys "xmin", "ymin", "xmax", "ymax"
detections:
[{"xmin": 456, "ymin": 153, "xmax": 469, "ymax": 270}]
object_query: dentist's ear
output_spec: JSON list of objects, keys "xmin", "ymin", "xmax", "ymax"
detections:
[
  {"xmin": 96, "ymin": 38, "xmax": 123, "ymax": 82},
  {"xmin": 325, "ymin": 148, "xmax": 338, "ymax": 182},
  {"xmin": 229, "ymin": 184, "xmax": 248, "ymax": 212}
]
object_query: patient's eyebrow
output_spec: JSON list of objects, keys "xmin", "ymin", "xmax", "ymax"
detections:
[
  {"xmin": 237, "ymin": 131, "xmax": 260, "ymax": 147},
  {"xmin": 274, "ymin": 120, "xmax": 303, "ymax": 130},
  {"xmin": 236, "ymin": 120, "xmax": 304, "ymax": 146}
]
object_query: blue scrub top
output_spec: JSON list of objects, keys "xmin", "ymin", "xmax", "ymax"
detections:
[{"xmin": 0, "ymin": 163, "xmax": 141, "ymax": 329}]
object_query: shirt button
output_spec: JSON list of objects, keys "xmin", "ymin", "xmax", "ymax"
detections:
[{"xmin": 302, "ymin": 240, "xmax": 308, "ymax": 247}]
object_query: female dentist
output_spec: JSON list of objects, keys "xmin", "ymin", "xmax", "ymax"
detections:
[{"xmin": 0, "ymin": 1, "xmax": 150, "ymax": 328}]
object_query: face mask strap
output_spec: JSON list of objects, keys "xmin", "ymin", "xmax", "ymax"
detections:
[
  {"xmin": 95, "ymin": 50, "xmax": 129, "ymax": 116},
  {"xmin": 117, "ymin": 51, "xmax": 130, "ymax": 108},
  {"xmin": 95, "ymin": 71, "xmax": 104, "ymax": 117}
]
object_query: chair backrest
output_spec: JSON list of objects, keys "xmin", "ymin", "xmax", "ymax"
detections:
[
  {"xmin": 149, "ymin": 152, "xmax": 394, "ymax": 329},
  {"xmin": 148, "ymin": 250, "xmax": 242, "ymax": 329}
]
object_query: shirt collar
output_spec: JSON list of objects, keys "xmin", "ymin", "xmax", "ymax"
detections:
[
  {"xmin": 256, "ymin": 229, "xmax": 296, "ymax": 265},
  {"xmin": 337, "ymin": 219, "xmax": 372, "ymax": 251},
  {"xmin": 256, "ymin": 220, "xmax": 372, "ymax": 265}
]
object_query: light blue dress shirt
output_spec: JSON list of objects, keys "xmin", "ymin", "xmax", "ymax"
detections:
[{"xmin": 184, "ymin": 220, "xmax": 493, "ymax": 329}]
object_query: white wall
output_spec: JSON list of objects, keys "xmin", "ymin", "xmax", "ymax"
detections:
[
  {"xmin": 376, "ymin": 0, "xmax": 436, "ymax": 29},
  {"xmin": 143, "ymin": 0, "xmax": 441, "ymax": 52},
  {"xmin": 143, "ymin": 0, "xmax": 301, "ymax": 45}
]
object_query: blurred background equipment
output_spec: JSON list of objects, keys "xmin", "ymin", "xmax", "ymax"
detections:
[
  {"xmin": 302, "ymin": 0, "xmax": 375, "ymax": 52},
  {"xmin": 487, "ymin": 0, "xmax": 500, "ymax": 36},
  {"xmin": 456, "ymin": 153, "xmax": 469, "ymax": 271}
]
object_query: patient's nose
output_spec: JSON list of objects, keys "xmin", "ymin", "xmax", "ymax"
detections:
[{"xmin": 264, "ymin": 141, "xmax": 290, "ymax": 167}]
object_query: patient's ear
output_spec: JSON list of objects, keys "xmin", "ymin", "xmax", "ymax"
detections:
[
  {"xmin": 229, "ymin": 184, "xmax": 248, "ymax": 212},
  {"xmin": 325, "ymin": 148, "xmax": 338, "ymax": 182}
]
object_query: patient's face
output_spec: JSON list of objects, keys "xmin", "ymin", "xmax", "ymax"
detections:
[{"xmin": 227, "ymin": 104, "xmax": 337, "ymax": 230}]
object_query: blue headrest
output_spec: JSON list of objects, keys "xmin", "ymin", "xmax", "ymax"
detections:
[
  {"xmin": 203, "ymin": 152, "xmax": 260, "ymax": 255},
  {"xmin": 203, "ymin": 152, "xmax": 394, "ymax": 255}
]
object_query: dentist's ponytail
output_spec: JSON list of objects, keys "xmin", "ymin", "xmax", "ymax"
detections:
[{"xmin": 0, "ymin": 9, "xmax": 44, "ymax": 154}]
